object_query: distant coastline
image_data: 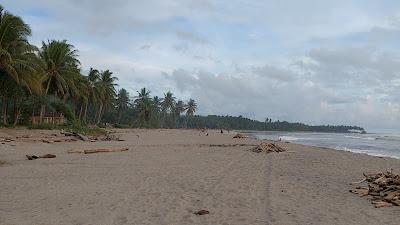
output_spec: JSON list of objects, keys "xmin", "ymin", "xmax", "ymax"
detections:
[{"xmin": 186, "ymin": 115, "xmax": 365, "ymax": 133}]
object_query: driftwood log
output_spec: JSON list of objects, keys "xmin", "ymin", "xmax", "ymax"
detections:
[
  {"xmin": 233, "ymin": 134, "xmax": 246, "ymax": 139},
  {"xmin": 350, "ymin": 170, "xmax": 400, "ymax": 207},
  {"xmin": 26, "ymin": 154, "xmax": 56, "ymax": 160},
  {"xmin": 249, "ymin": 142, "xmax": 286, "ymax": 153},
  {"xmin": 61, "ymin": 131, "xmax": 89, "ymax": 141},
  {"xmin": 68, "ymin": 148, "xmax": 129, "ymax": 154}
]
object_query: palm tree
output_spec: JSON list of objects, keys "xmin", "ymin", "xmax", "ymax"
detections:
[
  {"xmin": 186, "ymin": 99, "xmax": 197, "ymax": 116},
  {"xmin": 116, "ymin": 88, "xmax": 130, "ymax": 123},
  {"xmin": 185, "ymin": 98, "xmax": 197, "ymax": 128},
  {"xmin": 95, "ymin": 70, "xmax": 117, "ymax": 124},
  {"xmin": 161, "ymin": 91, "xmax": 176, "ymax": 128},
  {"xmin": 134, "ymin": 88, "xmax": 152, "ymax": 126},
  {"xmin": 0, "ymin": 5, "xmax": 37, "ymax": 83},
  {"xmin": 82, "ymin": 68, "xmax": 100, "ymax": 122},
  {"xmin": 38, "ymin": 40, "xmax": 80, "ymax": 123},
  {"xmin": 150, "ymin": 96, "xmax": 162, "ymax": 127},
  {"xmin": 0, "ymin": 5, "xmax": 40, "ymax": 125},
  {"xmin": 161, "ymin": 91, "xmax": 175, "ymax": 113}
]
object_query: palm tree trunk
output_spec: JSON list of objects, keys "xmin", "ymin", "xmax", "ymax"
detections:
[
  {"xmin": 40, "ymin": 77, "xmax": 52, "ymax": 124},
  {"xmin": 13, "ymin": 97, "xmax": 19, "ymax": 126},
  {"xmin": 83, "ymin": 102, "xmax": 88, "ymax": 123},
  {"xmin": 2, "ymin": 97, "xmax": 8, "ymax": 126},
  {"xmin": 13, "ymin": 99, "xmax": 21, "ymax": 127},
  {"xmin": 96, "ymin": 102, "xmax": 103, "ymax": 124},
  {"xmin": 78, "ymin": 103, "xmax": 83, "ymax": 121}
]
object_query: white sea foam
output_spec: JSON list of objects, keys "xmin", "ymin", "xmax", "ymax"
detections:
[{"xmin": 344, "ymin": 135, "xmax": 376, "ymax": 140}]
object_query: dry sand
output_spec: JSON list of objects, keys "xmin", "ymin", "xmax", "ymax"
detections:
[{"xmin": 0, "ymin": 128, "xmax": 400, "ymax": 225}]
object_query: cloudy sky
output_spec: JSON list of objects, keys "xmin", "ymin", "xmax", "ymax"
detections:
[{"xmin": 4, "ymin": 0, "xmax": 400, "ymax": 131}]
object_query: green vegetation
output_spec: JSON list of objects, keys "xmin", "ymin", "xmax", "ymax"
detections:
[
  {"xmin": 0, "ymin": 5, "xmax": 364, "ymax": 133},
  {"xmin": 182, "ymin": 115, "xmax": 365, "ymax": 133},
  {"xmin": 0, "ymin": 5, "xmax": 197, "ymax": 129}
]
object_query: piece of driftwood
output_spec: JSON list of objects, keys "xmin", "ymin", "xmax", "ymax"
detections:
[
  {"xmin": 26, "ymin": 154, "xmax": 56, "ymax": 160},
  {"xmin": 233, "ymin": 134, "xmax": 246, "ymax": 139},
  {"xmin": 208, "ymin": 143, "xmax": 251, "ymax": 147},
  {"xmin": 194, "ymin": 209, "xmax": 209, "ymax": 215},
  {"xmin": 61, "ymin": 131, "xmax": 89, "ymax": 141},
  {"xmin": 68, "ymin": 148, "xmax": 128, "ymax": 154},
  {"xmin": 350, "ymin": 170, "xmax": 400, "ymax": 208},
  {"xmin": 100, "ymin": 133, "xmax": 123, "ymax": 141},
  {"xmin": 248, "ymin": 142, "xmax": 286, "ymax": 153}
]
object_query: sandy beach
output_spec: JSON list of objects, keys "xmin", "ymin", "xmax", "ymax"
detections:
[{"xmin": 1, "ymin": 128, "xmax": 399, "ymax": 225}]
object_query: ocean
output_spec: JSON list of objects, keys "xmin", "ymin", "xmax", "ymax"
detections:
[{"xmin": 242, "ymin": 131, "xmax": 400, "ymax": 159}]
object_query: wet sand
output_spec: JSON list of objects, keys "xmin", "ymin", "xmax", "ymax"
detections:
[{"xmin": 0, "ymin": 128, "xmax": 399, "ymax": 225}]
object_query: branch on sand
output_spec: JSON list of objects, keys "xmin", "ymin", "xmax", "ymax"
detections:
[
  {"xmin": 26, "ymin": 154, "xmax": 56, "ymax": 160},
  {"xmin": 68, "ymin": 148, "xmax": 129, "ymax": 154}
]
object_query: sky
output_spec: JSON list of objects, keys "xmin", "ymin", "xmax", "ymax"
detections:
[{"xmin": 3, "ymin": 0, "xmax": 400, "ymax": 131}]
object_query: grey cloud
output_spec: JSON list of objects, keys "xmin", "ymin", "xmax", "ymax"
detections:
[
  {"xmin": 139, "ymin": 44, "xmax": 151, "ymax": 50},
  {"xmin": 175, "ymin": 30, "xmax": 210, "ymax": 45}
]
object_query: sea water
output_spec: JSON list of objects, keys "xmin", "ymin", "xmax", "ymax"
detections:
[{"xmin": 242, "ymin": 131, "xmax": 400, "ymax": 159}]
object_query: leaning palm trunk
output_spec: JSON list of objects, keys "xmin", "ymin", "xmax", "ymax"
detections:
[
  {"xmin": 40, "ymin": 77, "xmax": 52, "ymax": 124},
  {"xmin": 96, "ymin": 102, "xmax": 103, "ymax": 124}
]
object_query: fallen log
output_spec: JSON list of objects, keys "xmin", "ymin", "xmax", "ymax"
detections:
[
  {"xmin": 60, "ymin": 131, "xmax": 89, "ymax": 141},
  {"xmin": 75, "ymin": 133, "xmax": 89, "ymax": 141},
  {"xmin": 233, "ymin": 134, "xmax": 246, "ymax": 139},
  {"xmin": 26, "ymin": 154, "xmax": 56, "ymax": 160},
  {"xmin": 68, "ymin": 148, "xmax": 128, "ymax": 154}
]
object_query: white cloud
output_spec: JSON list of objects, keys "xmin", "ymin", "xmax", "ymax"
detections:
[{"xmin": 3, "ymin": 0, "xmax": 400, "ymax": 130}]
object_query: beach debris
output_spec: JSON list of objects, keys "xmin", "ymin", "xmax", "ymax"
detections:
[
  {"xmin": 233, "ymin": 134, "xmax": 246, "ymax": 139},
  {"xmin": 0, "ymin": 138, "xmax": 14, "ymax": 142},
  {"xmin": 0, "ymin": 160, "xmax": 9, "ymax": 166},
  {"xmin": 100, "ymin": 132, "xmax": 123, "ymax": 141},
  {"xmin": 249, "ymin": 142, "xmax": 286, "ymax": 153},
  {"xmin": 67, "ymin": 148, "xmax": 129, "ymax": 154},
  {"xmin": 194, "ymin": 209, "xmax": 210, "ymax": 215},
  {"xmin": 26, "ymin": 154, "xmax": 56, "ymax": 160},
  {"xmin": 208, "ymin": 143, "xmax": 252, "ymax": 147},
  {"xmin": 60, "ymin": 131, "xmax": 89, "ymax": 141},
  {"xmin": 349, "ymin": 170, "xmax": 400, "ymax": 207}
]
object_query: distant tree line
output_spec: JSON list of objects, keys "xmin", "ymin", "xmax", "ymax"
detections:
[{"xmin": 181, "ymin": 115, "xmax": 365, "ymax": 133}]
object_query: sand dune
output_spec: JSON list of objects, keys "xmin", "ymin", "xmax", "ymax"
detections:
[{"xmin": 0, "ymin": 129, "xmax": 399, "ymax": 225}]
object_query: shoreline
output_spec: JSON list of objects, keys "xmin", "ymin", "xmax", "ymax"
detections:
[
  {"xmin": 1, "ymin": 128, "xmax": 400, "ymax": 225},
  {"xmin": 240, "ymin": 130, "xmax": 400, "ymax": 160}
]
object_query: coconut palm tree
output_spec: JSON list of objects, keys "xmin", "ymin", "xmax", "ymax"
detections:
[
  {"xmin": 174, "ymin": 100, "xmax": 185, "ymax": 115},
  {"xmin": 0, "ymin": 5, "xmax": 37, "ymax": 83},
  {"xmin": 116, "ymin": 88, "xmax": 130, "ymax": 123},
  {"xmin": 82, "ymin": 68, "xmax": 100, "ymax": 122},
  {"xmin": 186, "ymin": 99, "xmax": 197, "ymax": 116},
  {"xmin": 38, "ymin": 40, "xmax": 81, "ymax": 123},
  {"xmin": 161, "ymin": 91, "xmax": 175, "ymax": 113},
  {"xmin": 185, "ymin": 98, "xmax": 197, "ymax": 128},
  {"xmin": 161, "ymin": 91, "xmax": 176, "ymax": 128},
  {"xmin": 149, "ymin": 96, "xmax": 162, "ymax": 127},
  {"xmin": 134, "ymin": 88, "xmax": 152, "ymax": 126},
  {"xmin": 95, "ymin": 70, "xmax": 117, "ymax": 124},
  {"xmin": 0, "ymin": 5, "xmax": 40, "ymax": 125}
]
